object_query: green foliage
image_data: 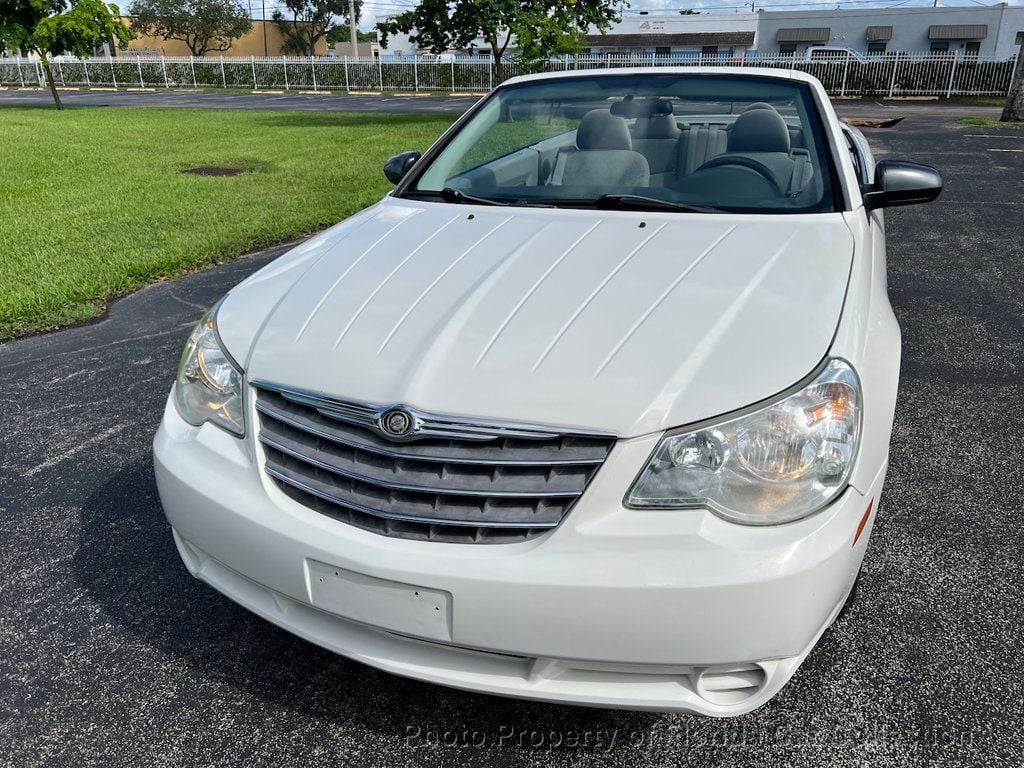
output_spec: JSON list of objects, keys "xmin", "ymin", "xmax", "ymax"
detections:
[
  {"xmin": 0, "ymin": 106, "xmax": 454, "ymax": 338},
  {"xmin": 272, "ymin": 0, "xmax": 359, "ymax": 56},
  {"xmin": 128, "ymin": 0, "xmax": 252, "ymax": 56},
  {"xmin": 953, "ymin": 117, "xmax": 1024, "ymax": 128},
  {"xmin": 0, "ymin": 0, "xmax": 131, "ymax": 56},
  {"xmin": 0, "ymin": 0, "xmax": 132, "ymax": 106},
  {"xmin": 326, "ymin": 23, "xmax": 374, "ymax": 45},
  {"xmin": 376, "ymin": 0, "xmax": 624, "ymax": 68},
  {"xmin": 34, "ymin": 0, "xmax": 131, "ymax": 57}
]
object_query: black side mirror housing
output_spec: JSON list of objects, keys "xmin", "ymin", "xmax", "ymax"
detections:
[
  {"xmin": 384, "ymin": 151, "xmax": 421, "ymax": 185},
  {"xmin": 862, "ymin": 159, "xmax": 943, "ymax": 211}
]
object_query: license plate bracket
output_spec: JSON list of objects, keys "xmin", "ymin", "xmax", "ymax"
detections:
[{"xmin": 306, "ymin": 560, "xmax": 452, "ymax": 642}]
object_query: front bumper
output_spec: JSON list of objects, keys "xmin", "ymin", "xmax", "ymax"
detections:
[{"xmin": 154, "ymin": 396, "xmax": 884, "ymax": 716}]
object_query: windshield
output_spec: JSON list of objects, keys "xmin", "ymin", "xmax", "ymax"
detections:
[{"xmin": 402, "ymin": 73, "xmax": 838, "ymax": 214}]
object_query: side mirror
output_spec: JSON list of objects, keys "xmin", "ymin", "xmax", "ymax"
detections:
[
  {"xmin": 862, "ymin": 159, "xmax": 943, "ymax": 211},
  {"xmin": 384, "ymin": 151, "xmax": 421, "ymax": 185}
]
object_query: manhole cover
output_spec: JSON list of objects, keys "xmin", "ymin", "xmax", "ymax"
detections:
[{"xmin": 179, "ymin": 166, "xmax": 244, "ymax": 177}]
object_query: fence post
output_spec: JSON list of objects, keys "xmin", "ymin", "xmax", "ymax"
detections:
[
  {"xmin": 161, "ymin": 56, "xmax": 169, "ymax": 88},
  {"xmin": 56, "ymin": 60, "xmax": 65, "ymax": 86},
  {"xmin": 378, "ymin": 55, "xmax": 383, "ymax": 91},
  {"xmin": 413, "ymin": 56, "xmax": 418, "ymax": 92},
  {"xmin": 343, "ymin": 56, "xmax": 349, "ymax": 91},
  {"xmin": 16, "ymin": 54, "xmax": 25, "ymax": 87},
  {"xmin": 887, "ymin": 53, "xmax": 898, "ymax": 98},
  {"xmin": 283, "ymin": 56, "xmax": 289, "ymax": 91},
  {"xmin": 946, "ymin": 54, "xmax": 958, "ymax": 99},
  {"xmin": 220, "ymin": 56, "xmax": 226, "ymax": 88},
  {"xmin": 83, "ymin": 58, "xmax": 90, "ymax": 87},
  {"xmin": 189, "ymin": 56, "xmax": 196, "ymax": 88},
  {"xmin": 110, "ymin": 59, "xmax": 117, "ymax": 88},
  {"xmin": 489, "ymin": 59, "xmax": 493, "ymax": 91},
  {"xmin": 450, "ymin": 59, "xmax": 455, "ymax": 92},
  {"xmin": 311, "ymin": 57, "xmax": 317, "ymax": 91},
  {"xmin": 137, "ymin": 56, "xmax": 144, "ymax": 87},
  {"xmin": 252, "ymin": 56, "xmax": 258, "ymax": 90},
  {"xmin": 840, "ymin": 58, "xmax": 849, "ymax": 98}
]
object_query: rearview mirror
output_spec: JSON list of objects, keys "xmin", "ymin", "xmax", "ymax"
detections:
[
  {"xmin": 862, "ymin": 159, "xmax": 943, "ymax": 210},
  {"xmin": 384, "ymin": 151, "xmax": 421, "ymax": 185}
]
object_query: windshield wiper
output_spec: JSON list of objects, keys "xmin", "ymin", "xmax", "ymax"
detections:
[
  {"xmin": 591, "ymin": 194, "xmax": 722, "ymax": 214},
  {"xmin": 439, "ymin": 187, "xmax": 510, "ymax": 206}
]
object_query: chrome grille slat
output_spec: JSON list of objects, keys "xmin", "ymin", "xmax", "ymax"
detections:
[
  {"xmin": 259, "ymin": 433, "xmax": 586, "ymax": 498},
  {"xmin": 265, "ymin": 464, "xmax": 558, "ymax": 529},
  {"xmin": 254, "ymin": 383, "xmax": 615, "ymax": 544},
  {"xmin": 255, "ymin": 395, "xmax": 609, "ymax": 466}
]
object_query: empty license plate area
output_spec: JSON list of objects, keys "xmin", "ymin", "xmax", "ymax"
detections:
[{"xmin": 306, "ymin": 560, "xmax": 453, "ymax": 642}]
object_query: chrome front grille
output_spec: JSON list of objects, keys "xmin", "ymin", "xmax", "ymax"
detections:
[{"xmin": 253, "ymin": 383, "xmax": 615, "ymax": 544}]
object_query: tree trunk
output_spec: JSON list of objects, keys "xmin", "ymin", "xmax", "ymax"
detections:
[
  {"xmin": 491, "ymin": 43, "xmax": 504, "ymax": 84},
  {"xmin": 40, "ymin": 55, "xmax": 64, "ymax": 111},
  {"xmin": 1002, "ymin": 41, "xmax": 1024, "ymax": 122}
]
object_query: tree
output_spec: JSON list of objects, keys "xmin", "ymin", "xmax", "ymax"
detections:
[
  {"xmin": 272, "ymin": 0, "xmax": 359, "ymax": 57},
  {"xmin": 0, "ymin": 0, "xmax": 133, "ymax": 109},
  {"xmin": 325, "ymin": 22, "xmax": 373, "ymax": 45},
  {"xmin": 128, "ymin": 0, "xmax": 251, "ymax": 57},
  {"xmin": 517, "ymin": 26, "xmax": 586, "ymax": 61},
  {"xmin": 1003, "ymin": 38, "xmax": 1024, "ymax": 122},
  {"xmin": 376, "ymin": 0, "xmax": 624, "ymax": 81}
]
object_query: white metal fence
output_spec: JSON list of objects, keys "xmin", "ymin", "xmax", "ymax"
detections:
[{"xmin": 0, "ymin": 52, "xmax": 1017, "ymax": 98}]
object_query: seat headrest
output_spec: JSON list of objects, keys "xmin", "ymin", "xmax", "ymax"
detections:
[
  {"xmin": 743, "ymin": 102, "xmax": 777, "ymax": 113},
  {"xmin": 636, "ymin": 113, "xmax": 681, "ymax": 139},
  {"xmin": 576, "ymin": 110, "xmax": 632, "ymax": 151},
  {"xmin": 729, "ymin": 108, "xmax": 791, "ymax": 153}
]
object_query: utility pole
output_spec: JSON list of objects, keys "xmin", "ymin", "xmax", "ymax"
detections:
[
  {"xmin": 348, "ymin": 0, "xmax": 359, "ymax": 57},
  {"xmin": 262, "ymin": 0, "xmax": 268, "ymax": 55},
  {"xmin": 1003, "ymin": 38, "xmax": 1024, "ymax": 122}
]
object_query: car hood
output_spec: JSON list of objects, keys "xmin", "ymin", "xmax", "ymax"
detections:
[{"xmin": 223, "ymin": 198, "xmax": 854, "ymax": 437}]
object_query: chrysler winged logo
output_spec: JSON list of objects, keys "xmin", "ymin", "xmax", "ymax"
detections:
[{"xmin": 379, "ymin": 407, "xmax": 415, "ymax": 438}]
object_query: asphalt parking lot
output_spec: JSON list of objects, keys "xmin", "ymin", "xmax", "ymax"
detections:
[{"xmin": 1, "ymin": 105, "xmax": 1022, "ymax": 767}]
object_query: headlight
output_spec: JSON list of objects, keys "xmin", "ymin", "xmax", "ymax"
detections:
[
  {"xmin": 626, "ymin": 359, "xmax": 861, "ymax": 525},
  {"xmin": 173, "ymin": 305, "xmax": 244, "ymax": 436}
]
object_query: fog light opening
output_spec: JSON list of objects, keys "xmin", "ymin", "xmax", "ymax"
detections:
[{"xmin": 694, "ymin": 663, "xmax": 768, "ymax": 706}]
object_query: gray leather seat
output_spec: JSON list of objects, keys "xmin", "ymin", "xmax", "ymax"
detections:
[
  {"xmin": 743, "ymin": 101, "xmax": 806, "ymax": 148},
  {"xmin": 707, "ymin": 108, "xmax": 801, "ymax": 192},
  {"xmin": 553, "ymin": 110, "xmax": 650, "ymax": 188},
  {"xmin": 632, "ymin": 110, "xmax": 682, "ymax": 186},
  {"xmin": 674, "ymin": 122, "xmax": 730, "ymax": 178}
]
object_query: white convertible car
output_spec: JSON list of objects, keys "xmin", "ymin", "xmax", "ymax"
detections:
[{"xmin": 154, "ymin": 68, "xmax": 941, "ymax": 716}]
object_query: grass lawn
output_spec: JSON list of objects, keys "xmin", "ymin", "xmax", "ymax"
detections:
[
  {"xmin": 0, "ymin": 107, "xmax": 454, "ymax": 339},
  {"xmin": 952, "ymin": 117, "xmax": 1024, "ymax": 128}
]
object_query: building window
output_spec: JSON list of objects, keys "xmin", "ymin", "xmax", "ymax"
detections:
[
  {"xmin": 701, "ymin": 45, "xmax": 719, "ymax": 59},
  {"xmin": 779, "ymin": 43, "xmax": 797, "ymax": 57},
  {"xmin": 867, "ymin": 41, "xmax": 887, "ymax": 55},
  {"xmin": 929, "ymin": 41, "xmax": 950, "ymax": 55},
  {"xmin": 964, "ymin": 41, "xmax": 981, "ymax": 56},
  {"xmin": 655, "ymin": 46, "xmax": 671, "ymax": 58}
]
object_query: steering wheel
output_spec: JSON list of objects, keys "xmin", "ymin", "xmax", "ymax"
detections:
[{"xmin": 692, "ymin": 155, "xmax": 783, "ymax": 195}]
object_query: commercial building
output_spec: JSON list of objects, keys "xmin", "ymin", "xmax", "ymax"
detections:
[
  {"xmin": 582, "ymin": 12, "xmax": 759, "ymax": 59},
  {"xmin": 122, "ymin": 19, "xmax": 329, "ymax": 57},
  {"xmin": 378, "ymin": 4, "xmax": 1024, "ymax": 61},
  {"xmin": 757, "ymin": 4, "xmax": 1024, "ymax": 58}
]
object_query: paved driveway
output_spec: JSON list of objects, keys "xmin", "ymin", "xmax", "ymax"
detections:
[
  {"xmin": 0, "ymin": 86, "xmax": 1005, "ymax": 121},
  {"xmin": 1, "ymin": 110, "xmax": 1022, "ymax": 767}
]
